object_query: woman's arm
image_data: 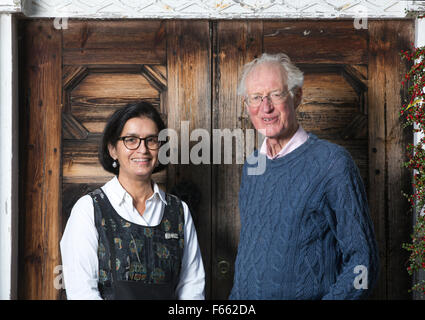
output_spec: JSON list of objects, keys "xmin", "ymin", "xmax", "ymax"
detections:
[
  {"xmin": 175, "ymin": 201, "xmax": 206, "ymax": 300},
  {"xmin": 60, "ymin": 195, "xmax": 103, "ymax": 300}
]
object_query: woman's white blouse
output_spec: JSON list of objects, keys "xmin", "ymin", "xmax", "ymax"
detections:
[{"xmin": 60, "ymin": 176, "xmax": 205, "ymax": 300}]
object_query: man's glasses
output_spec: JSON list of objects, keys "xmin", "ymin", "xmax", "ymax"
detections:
[
  {"xmin": 245, "ymin": 90, "xmax": 291, "ymax": 108},
  {"xmin": 118, "ymin": 135, "xmax": 161, "ymax": 150}
]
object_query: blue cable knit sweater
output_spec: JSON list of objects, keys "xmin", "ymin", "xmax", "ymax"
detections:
[{"xmin": 229, "ymin": 133, "xmax": 379, "ymax": 300}]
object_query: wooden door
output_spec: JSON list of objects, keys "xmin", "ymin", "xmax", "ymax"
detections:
[
  {"xmin": 19, "ymin": 19, "xmax": 212, "ymax": 300},
  {"xmin": 19, "ymin": 19, "xmax": 413, "ymax": 300},
  {"xmin": 210, "ymin": 20, "xmax": 414, "ymax": 300}
]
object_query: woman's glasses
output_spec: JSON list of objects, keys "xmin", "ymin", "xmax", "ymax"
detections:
[{"xmin": 118, "ymin": 135, "xmax": 161, "ymax": 150}]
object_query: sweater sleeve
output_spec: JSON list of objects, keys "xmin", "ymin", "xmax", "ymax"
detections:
[{"xmin": 321, "ymin": 150, "xmax": 379, "ymax": 300}]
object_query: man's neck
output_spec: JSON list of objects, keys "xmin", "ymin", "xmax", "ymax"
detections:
[{"xmin": 266, "ymin": 123, "xmax": 299, "ymax": 158}]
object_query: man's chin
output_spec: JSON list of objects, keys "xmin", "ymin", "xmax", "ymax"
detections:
[{"xmin": 262, "ymin": 128, "xmax": 281, "ymax": 139}]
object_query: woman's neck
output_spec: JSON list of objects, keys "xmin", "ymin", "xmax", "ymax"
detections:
[{"xmin": 117, "ymin": 175, "xmax": 154, "ymax": 204}]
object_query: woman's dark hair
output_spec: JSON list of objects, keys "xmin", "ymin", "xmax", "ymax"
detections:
[{"xmin": 99, "ymin": 101, "xmax": 166, "ymax": 175}]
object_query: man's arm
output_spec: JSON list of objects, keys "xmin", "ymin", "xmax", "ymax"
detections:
[{"xmin": 321, "ymin": 150, "xmax": 379, "ymax": 300}]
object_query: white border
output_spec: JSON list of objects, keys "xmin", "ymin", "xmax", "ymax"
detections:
[
  {"xmin": 14, "ymin": 0, "xmax": 425, "ymax": 19},
  {"xmin": 0, "ymin": 0, "xmax": 20, "ymax": 13},
  {"xmin": 0, "ymin": 0, "xmax": 424, "ymax": 300},
  {"xmin": 0, "ymin": 13, "xmax": 18, "ymax": 300}
]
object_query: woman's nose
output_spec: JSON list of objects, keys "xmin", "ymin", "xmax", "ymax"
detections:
[{"xmin": 136, "ymin": 139, "xmax": 149, "ymax": 153}]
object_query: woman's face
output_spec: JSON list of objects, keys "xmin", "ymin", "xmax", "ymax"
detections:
[{"xmin": 108, "ymin": 116, "xmax": 159, "ymax": 182}]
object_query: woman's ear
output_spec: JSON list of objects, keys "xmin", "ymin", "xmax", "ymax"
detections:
[{"xmin": 108, "ymin": 143, "xmax": 117, "ymax": 161}]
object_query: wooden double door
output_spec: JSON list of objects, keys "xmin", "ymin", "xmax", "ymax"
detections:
[{"xmin": 19, "ymin": 19, "xmax": 413, "ymax": 299}]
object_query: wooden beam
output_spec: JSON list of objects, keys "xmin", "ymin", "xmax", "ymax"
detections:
[
  {"xmin": 63, "ymin": 20, "xmax": 166, "ymax": 65},
  {"xmin": 166, "ymin": 20, "xmax": 212, "ymax": 298},
  {"xmin": 19, "ymin": 19, "xmax": 62, "ymax": 300},
  {"xmin": 384, "ymin": 20, "xmax": 414, "ymax": 300},
  {"xmin": 264, "ymin": 21, "xmax": 368, "ymax": 64},
  {"xmin": 368, "ymin": 20, "xmax": 414, "ymax": 299},
  {"xmin": 368, "ymin": 20, "xmax": 388, "ymax": 300}
]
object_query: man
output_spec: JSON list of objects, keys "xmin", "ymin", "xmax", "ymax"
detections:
[{"xmin": 229, "ymin": 53, "xmax": 379, "ymax": 300}]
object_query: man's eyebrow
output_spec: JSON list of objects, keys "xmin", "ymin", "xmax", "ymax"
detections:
[{"xmin": 248, "ymin": 89, "xmax": 284, "ymax": 95}]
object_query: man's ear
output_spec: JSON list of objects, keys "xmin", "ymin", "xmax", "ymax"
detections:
[
  {"xmin": 108, "ymin": 143, "xmax": 117, "ymax": 161},
  {"xmin": 293, "ymin": 87, "xmax": 303, "ymax": 110}
]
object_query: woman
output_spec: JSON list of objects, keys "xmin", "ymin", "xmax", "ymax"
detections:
[{"xmin": 60, "ymin": 102, "xmax": 205, "ymax": 300}]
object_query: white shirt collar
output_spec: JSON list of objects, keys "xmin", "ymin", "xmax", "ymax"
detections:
[
  {"xmin": 260, "ymin": 125, "xmax": 309, "ymax": 160},
  {"xmin": 103, "ymin": 176, "xmax": 167, "ymax": 206}
]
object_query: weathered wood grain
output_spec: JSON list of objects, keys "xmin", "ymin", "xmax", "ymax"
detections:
[
  {"xmin": 297, "ymin": 105, "xmax": 361, "ymax": 137},
  {"xmin": 383, "ymin": 20, "xmax": 414, "ymax": 300},
  {"xmin": 68, "ymin": 72, "xmax": 161, "ymax": 133},
  {"xmin": 166, "ymin": 20, "xmax": 212, "ymax": 298},
  {"xmin": 63, "ymin": 20, "xmax": 166, "ymax": 65},
  {"xmin": 19, "ymin": 20, "xmax": 62, "ymax": 300},
  {"xmin": 301, "ymin": 71, "xmax": 359, "ymax": 104},
  {"xmin": 366, "ymin": 20, "xmax": 415, "ymax": 299},
  {"xmin": 62, "ymin": 113, "xmax": 89, "ymax": 140},
  {"xmin": 367, "ymin": 21, "xmax": 388, "ymax": 300},
  {"xmin": 264, "ymin": 21, "xmax": 368, "ymax": 64}
]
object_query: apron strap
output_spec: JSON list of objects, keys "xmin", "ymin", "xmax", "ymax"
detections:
[{"xmin": 91, "ymin": 188, "xmax": 119, "ymax": 286}]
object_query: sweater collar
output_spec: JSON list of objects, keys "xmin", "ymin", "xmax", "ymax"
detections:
[
  {"xmin": 259, "ymin": 125, "xmax": 309, "ymax": 160},
  {"xmin": 247, "ymin": 132, "xmax": 318, "ymax": 174}
]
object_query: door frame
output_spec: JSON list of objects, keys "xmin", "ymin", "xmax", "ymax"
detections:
[{"xmin": 0, "ymin": 12, "xmax": 19, "ymax": 300}]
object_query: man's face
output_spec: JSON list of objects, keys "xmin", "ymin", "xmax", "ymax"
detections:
[{"xmin": 245, "ymin": 62, "xmax": 301, "ymax": 141}]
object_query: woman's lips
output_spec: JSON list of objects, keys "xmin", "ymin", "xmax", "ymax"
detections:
[{"xmin": 131, "ymin": 158, "xmax": 151, "ymax": 163}]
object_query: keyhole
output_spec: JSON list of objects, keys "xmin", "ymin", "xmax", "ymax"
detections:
[{"xmin": 218, "ymin": 260, "xmax": 230, "ymax": 275}]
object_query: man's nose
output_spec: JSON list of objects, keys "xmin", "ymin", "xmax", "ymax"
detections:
[{"xmin": 260, "ymin": 96, "xmax": 273, "ymax": 113}]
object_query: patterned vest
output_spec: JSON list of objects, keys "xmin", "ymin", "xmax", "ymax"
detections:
[{"xmin": 89, "ymin": 188, "xmax": 185, "ymax": 300}]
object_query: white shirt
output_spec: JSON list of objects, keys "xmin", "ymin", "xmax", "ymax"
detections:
[
  {"xmin": 259, "ymin": 125, "xmax": 309, "ymax": 159},
  {"xmin": 60, "ymin": 176, "xmax": 205, "ymax": 300}
]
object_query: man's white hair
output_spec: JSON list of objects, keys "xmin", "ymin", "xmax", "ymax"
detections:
[{"xmin": 237, "ymin": 52, "xmax": 304, "ymax": 97}]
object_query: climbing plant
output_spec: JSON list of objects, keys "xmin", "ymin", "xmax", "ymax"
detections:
[{"xmin": 401, "ymin": 13, "xmax": 425, "ymax": 297}]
